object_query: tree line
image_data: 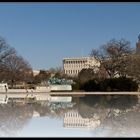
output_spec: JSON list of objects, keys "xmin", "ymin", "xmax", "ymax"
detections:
[
  {"xmin": 72, "ymin": 38, "xmax": 140, "ymax": 91},
  {"xmin": 1, "ymin": 35, "xmax": 140, "ymax": 91}
]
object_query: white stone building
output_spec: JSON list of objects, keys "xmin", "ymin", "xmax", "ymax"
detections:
[
  {"xmin": 33, "ymin": 70, "xmax": 40, "ymax": 76},
  {"xmin": 63, "ymin": 57, "xmax": 100, "ymax": 77}
]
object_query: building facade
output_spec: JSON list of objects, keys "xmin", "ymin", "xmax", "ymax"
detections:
[
  {"xmin": 33, "ymin": 70, "xmax": 40, "ymax": 76},
  {"xmin": 63, "ymin": 57, "xmax": 100, "ymax": 77}
]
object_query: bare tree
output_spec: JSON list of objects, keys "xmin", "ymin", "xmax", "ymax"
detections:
[
  {"xmin": 90, "ymin": 39, "xmax": 133, "ymax": 78},
  {"xmin": 1, "ymin": 54, "xmax": 33, "ymax": 87},
  {"xmin": 33, "ymin": 70, "xmax": 51, "ymax": 85},
  {"xmin": 49, "ymin": 66, "xmax": 68, "ymax": 79},
  {"xmin": 0, "ymin": 37, "xmax": 16, "ymax": 63}
]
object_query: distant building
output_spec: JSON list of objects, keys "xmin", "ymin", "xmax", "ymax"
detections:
[
  {"xmin": 33, "ymin": 70, "xmax": 40, "ymax": 76},
  {"xmin": 136, "ymin": 34, "xmax": 140, "ymax": 55},
  {"xmin": 63, "ymin": 57, "xmax": 100, "ymax": 77}
]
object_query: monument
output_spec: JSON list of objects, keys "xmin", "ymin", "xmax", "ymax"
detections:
[
  {"xmin": 136, "ymin": 34, "xmax": 140, "ymax": 54},
  {"xmin": 48, "ymin": 78, "xmax": 72, "ymax": 91}
]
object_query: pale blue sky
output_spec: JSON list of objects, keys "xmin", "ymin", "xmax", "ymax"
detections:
[
  {"xmin": 19, "ymin": 117, "xmax": 93, "ymax": 137},
  {"xmin": 0, "ymin": 2, "xmax": 140, "ymax": 70}
]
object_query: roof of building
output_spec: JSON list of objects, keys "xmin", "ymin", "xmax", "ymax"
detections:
[{"xmin": 63, "ymin": 57, "xmax": 95, "ymax": 60}]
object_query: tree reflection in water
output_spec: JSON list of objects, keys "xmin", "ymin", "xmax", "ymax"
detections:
[
  {"xmin": 72, "ymin": 95, "xmax": 140, "ymax": 137},
  {"xmin": 0, "ymin": 101, "xmax": 76, "ymax": 137},
  {"xmin": 31, "ymin": 101, "xmax": 51, "ymax": 117},
  {"xmin": 0, "ymin": 103, "xmax": 33, "ymax": 136},
  {"xmin": 47, "ymin": 102, "xmax": 76, "ymax": 119}
]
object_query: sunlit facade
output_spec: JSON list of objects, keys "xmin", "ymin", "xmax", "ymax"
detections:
[
  {"xmin": 63, "ymin": 57, "xmax": 100, "ymax": 77},
  {"xmin": 33, "ymin": 70, "xmax": 40, "ymax": 76}
]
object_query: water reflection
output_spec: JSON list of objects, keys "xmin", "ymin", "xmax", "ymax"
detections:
[
  {"xmin": 0, "ymin": 104, "xmax": 33, "ymax": 136},
  {"xmin": 63, "ymin": 110, "xmax": 100, "ymax": 129},
  {"xmin": 0, "ymin": 95, "xmax": 139, "ymax": 137}
]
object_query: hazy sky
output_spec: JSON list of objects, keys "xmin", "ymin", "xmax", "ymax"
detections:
[
  {"xmin": 0, "ymin": 2, "xmax": 140, "ymax": 70},
  {"xmin": 19, "ymin": 117, "xmax": 93, "ymax": 137}
]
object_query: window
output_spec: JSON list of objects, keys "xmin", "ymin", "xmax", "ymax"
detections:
[{"xmin": 73, "ymin": 70, "xmax": 75, "ymax": 74}]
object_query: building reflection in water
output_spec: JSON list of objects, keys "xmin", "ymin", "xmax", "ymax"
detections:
[{"xmin": 63, "ymin": 110, "xmax": 101, "ymax": 130}]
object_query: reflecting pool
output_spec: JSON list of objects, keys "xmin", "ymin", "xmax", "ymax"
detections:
[{"xmin": 0, "ymin": 95, "xmax": 140, "ymax": 137}]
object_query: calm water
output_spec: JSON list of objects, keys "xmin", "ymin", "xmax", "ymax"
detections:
[{"xmin": 0, "ymin": 95, "xmax": 140, "ymax": 137}]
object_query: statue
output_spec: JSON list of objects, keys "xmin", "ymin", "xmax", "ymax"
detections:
[{"xmin": 48, "ymin": 77, "xmax": 73, "ymax": 85}]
